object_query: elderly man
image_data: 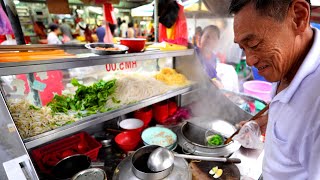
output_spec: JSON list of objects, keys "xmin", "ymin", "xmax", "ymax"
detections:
[{"xmin": 230, "ymin": 0, "xmax": 320, "ymax": 179}]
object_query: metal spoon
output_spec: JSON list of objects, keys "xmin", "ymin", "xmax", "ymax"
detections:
[{"xmin": 147, "ymin": 147, "xmax": 241, "ymax": 172}]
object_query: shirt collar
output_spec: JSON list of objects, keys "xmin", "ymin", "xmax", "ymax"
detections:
[{"xmin": 272, "ymin": 28, "xmax": 320, "ymax": 103}]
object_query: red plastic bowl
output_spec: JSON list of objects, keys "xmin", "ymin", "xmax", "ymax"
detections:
[
  {"xmin": 120, "ymin": 38, "xmax": 146, "ymax": 53},
  {"xmin": 115, "ymin": 131, "xmax": 141, "ymax": 152},
  {"xmin": 133, "ymin": 107, "xmax": 153, "ymax": 129}
]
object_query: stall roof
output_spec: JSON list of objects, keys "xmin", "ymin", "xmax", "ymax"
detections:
[{"xmin": 18, "ymin": 0, "xmax": 152, "ymax": 9}]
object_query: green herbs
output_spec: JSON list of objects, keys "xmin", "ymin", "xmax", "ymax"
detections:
[
  {"xmin": 48, "ymin": 78, "xmax": 118, "ymax": 116},
  {"xmin": 207, "ymin": 134, "xmax": 224, "ymax": 146},
  {"xmin": 29, "ymin": 105, "xmax": 40, "ymax": 110}
]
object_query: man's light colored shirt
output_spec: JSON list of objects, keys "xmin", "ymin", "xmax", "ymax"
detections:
[{"xmin": 263, "ymin": 28, "xmax": 320, "ymax": 180}]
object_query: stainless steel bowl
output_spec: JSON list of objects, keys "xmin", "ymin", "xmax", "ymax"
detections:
[
  {"xmin": 71, "ymin": 168, "xmax": 107, "ymax": 180},
  {"xmin": 131, "ymin": 145, "xmax": 173, "ymax": 180}
]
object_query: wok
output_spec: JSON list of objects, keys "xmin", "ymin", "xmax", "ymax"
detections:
[{"xmin": 176, "ymin": 119, "xmax": 241, "ymax": 157}]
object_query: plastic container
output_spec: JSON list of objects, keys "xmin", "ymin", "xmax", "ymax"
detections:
[
  {"xmin": 120, "ymin": 38, "xmax": 146, "ymax": 53},
  {"xmin": 168, "ymin": 101, "xmax": 178, "ymax": 116},
  {"xmin": 115, "ymin": 131, "xmax": 141, "ymax": 152},
  {"xmin": 153, "ymin": 101, "xmax": 169, "ymax": 124},
  {"xmin": 133, "ymin": 107, "xmax": 153, "ymax": 129},
  {"xmin": 31, "ymin": 132, "xmax": 102, "ymax": 174},
  {"xmin": 243, "ymin": 80, "xmax": 272, "ymax": 102},
  {"xmin": 141, "ymin": 127, "xmax": 177, "ymax": 150}
]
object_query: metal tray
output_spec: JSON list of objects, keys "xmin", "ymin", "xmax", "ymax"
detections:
[{"xmin": 85, "ymin": 43, "xmax": 128, "ymax": 55}]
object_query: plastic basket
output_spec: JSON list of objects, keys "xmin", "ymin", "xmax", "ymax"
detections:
[{"xmin": 31, "ymin": 132, "xmax": 101, "ymax": 174}]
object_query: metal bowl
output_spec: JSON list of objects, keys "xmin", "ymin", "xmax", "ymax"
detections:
[
  {"xmin": 71, "ymin": 168, "xmax": 107, "ymax": 180},
  {"xmin": 85, "ymin": 43, "xmax": 128, "ymax": 55},
  {"xmin": 131, "ymin": 145, "xmax": 173, "ymax": 180}
]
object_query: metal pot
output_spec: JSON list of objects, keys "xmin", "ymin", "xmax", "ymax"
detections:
[
  {"xmin": 112, "ymin": 145, "xmax": 191, "ymax": 180},
  {"xmin": 71, "ymin": 168, "xmax": 107, "ymax": 180},
  {"xmin": 52, "ymin": 154, "xmax": 91, "ymax": 180},
  {"xmin": 176, "ymin": 119, "xmax": 241, "ymax": 157}
]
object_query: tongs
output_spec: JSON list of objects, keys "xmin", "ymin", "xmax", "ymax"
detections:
[{"xmin": 224, "ymin": 104, "xmax": 269, "ymax": 144}]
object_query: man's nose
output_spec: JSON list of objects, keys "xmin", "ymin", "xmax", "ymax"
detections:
[{"xmin": 245, "ymin": 53, "xmax": 259, "ymax": 67}]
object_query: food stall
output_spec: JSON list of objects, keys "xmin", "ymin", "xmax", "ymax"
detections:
[{"xmin": 0, "ymin": 42, "xmax": 265, "ymax": 179}]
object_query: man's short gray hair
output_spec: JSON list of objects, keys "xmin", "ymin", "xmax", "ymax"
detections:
[{"xmin": 229, "ymin": 0, "xmax": 311, "ymax": 21}]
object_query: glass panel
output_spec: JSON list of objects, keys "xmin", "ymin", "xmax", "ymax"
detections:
[{"xmin": 0, "ymin": 57, "xmax": 191, "ymax": 139}]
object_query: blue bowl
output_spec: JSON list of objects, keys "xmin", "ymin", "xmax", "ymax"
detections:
[{"xmin": 141, "ymin": 127, "xmax": 177, "ymax": 148}]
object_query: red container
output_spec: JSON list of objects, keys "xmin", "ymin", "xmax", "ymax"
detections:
[
  {"xmin": 153, "ymin": 101, "xmax": 169, "ymax": 124},
  {"xmin": 115, "ymin": 131, "xmax": 141, "ymax": 152},
  {"xmin": 168, "ymin": 101, "xmax": 178, "ymax": 116},
  {"xmin": 120, "ymin": 38, "xmax": 146, "ymax": 53},
  {"xmin": 133, "ymin": 107, "xmax": 153, "ymax": 129},
  {"xmin": 31, "ymin": 132, "xmax": 101, "ymax": 174}
]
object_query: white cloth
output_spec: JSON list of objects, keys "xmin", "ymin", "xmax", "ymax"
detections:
[
  {"xmin": 217, "ymin": 62, "xmax": 239, "ymax": 92},
  {"xmin": 47, "ymin": 32, "xmax": 62, "ymax": 45},
  {"xmin": 263, "ymin": 28, "xmax": 320, "ymax": 180}
]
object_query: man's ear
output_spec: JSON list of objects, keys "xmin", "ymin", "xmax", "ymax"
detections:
[{"xmin": 289, "ymin": 0, "xmax": 311, "ymax": 34}]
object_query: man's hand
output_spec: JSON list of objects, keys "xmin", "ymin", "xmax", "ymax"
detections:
[{"xmin": 238, "ymin": 114, "xmax": 268, "ymax": 135}]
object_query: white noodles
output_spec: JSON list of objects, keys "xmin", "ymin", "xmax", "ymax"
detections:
[{"xmin": 106, "ymin": 73, "xmax": 178, "ymax": 108}]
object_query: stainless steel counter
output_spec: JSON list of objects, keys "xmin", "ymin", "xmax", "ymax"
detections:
[{"xmin": 230, "ymin": 147, "xmax": 264, "ymax": 180}]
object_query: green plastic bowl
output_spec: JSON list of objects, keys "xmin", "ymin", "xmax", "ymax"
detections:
[{"xmin": 141, "ymin": 127, "xmax": 177, "ymax": 149}]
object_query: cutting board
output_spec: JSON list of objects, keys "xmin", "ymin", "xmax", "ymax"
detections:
[{"xmin": 190, "ymin": 161, "xmax": 240, "ymax": 180}]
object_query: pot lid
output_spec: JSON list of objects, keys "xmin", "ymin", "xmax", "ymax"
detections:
[{"xmin": 112, "ymin": 155, "xmax": 191, "ymax": 180}]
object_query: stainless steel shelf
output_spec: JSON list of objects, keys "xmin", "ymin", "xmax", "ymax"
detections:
[
  {"xmin": 0, "ymin": 49, "xmax": 194, "ymax": 76},
  {"xmin": 24, "ymin": 85, "xmax": 194, "ymax": 149}
]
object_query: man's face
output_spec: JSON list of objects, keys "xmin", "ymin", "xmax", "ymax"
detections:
[
  {"xmin": 200, "ymin": 29, "xmax": 219, "ymax": 52},
  {"xmin": 234, "ymin": 3, "xmax": 296, "ymax": 82}
]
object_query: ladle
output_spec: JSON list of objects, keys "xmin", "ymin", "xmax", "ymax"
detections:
[{"xmin": 147, "ymin": 147, "xmax": 241, "ymax": 172}]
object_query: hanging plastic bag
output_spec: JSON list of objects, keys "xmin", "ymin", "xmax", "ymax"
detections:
[
  {"xmin": 103, "ymin": 23, "xmax": 113, "ymax": 43},
  {"xmin": 0, "ymin": 6, "xmax": 13, "ymax": 35},
  {"xmin": 233, "ymin": 121, "xmax": 264, "ymax": 149},
  {"xmin": 103, "ymin": 3, "xmax": 116, "ymax": 25},
  {"xmin": 158, "ymin": 3, "xmax": 188, "ymax": 46}
]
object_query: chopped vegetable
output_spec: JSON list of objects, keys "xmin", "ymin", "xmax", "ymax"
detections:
[
  {"xmin": 213, "ymin": 169, "xmax": 223, "ymax": 178},
  {"xmin": 207, "ymin": 134, "xmax": 224, "ymax": 146},
  {"xmin": 48, "ymin": 78, "xmax": 119, "ymax": 115},
  {"xmin": 209, "ymin": 166, "xmax": 218, "ymax": 175}
]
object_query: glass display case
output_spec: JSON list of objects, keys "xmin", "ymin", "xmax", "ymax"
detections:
[{"xmin": 0, "ymin": 45, "xmax": 252, "ymax": 179}]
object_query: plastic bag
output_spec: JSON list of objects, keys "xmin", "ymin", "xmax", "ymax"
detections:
[
  {"xmin": 103, "ymin": 3, "xmax": 116, "ymax": 25},
  {"xmin": 0, "ymin": 6, "xmax": 13, "ymax": 35},
  {"xmin": 103, "ymin": 24, "xmax": 113, "ymax": 43},
  {"xmin": 233, "ymin": 121, "xmax": 264, "ymax": 149},
  {"xmin": 158, "ymin": 4, "xmax": 188, "ymax": 46}
]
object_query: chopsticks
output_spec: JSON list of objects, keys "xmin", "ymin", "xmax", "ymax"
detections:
[{"xmin": 224, "ymin": 104, "xmax": 270, "ymax": 144}]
